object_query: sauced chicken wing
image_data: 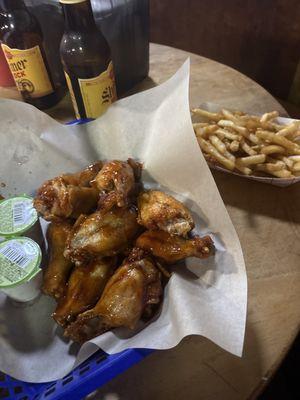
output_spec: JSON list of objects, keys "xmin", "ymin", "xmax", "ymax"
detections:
[
  {"xmin": 53, "ymin": 257, "xmax": 116, "ymax": 327},
  {"xmin": 61, "ymin": 162, "xmax": 103, "ymax": 187},
  {"xmin": 42, "ymin": 221, "xmax": 74, "ymax": 300},
  {"xmin": 64, "ymin": 207, "xmax": 140, "ymax": 263},
  {"xmin": 136, "ymin": 230, "xmax": 214, "ymax": 264},
  {"xmin": 34, "ymin": 162, "xmax": 102, "ymax": 221},
  {"xmin": 137, "ymin": 190, "xmax": 194, "ymax": 236},
  {"xmin": 64, "ymin": 251, "xmax": 162, "ymax": 343},
  {"xmin": 93, "ymin": 159, "xmax": 142, "ymax": 211}
]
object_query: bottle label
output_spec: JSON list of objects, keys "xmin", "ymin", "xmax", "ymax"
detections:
[
  {"xmin": 64, "ymin": 71, "xmax": 80, "ymax": 119},
  {"xmin": 1, "ymin": 44, "xmax": 54, "ymax": 98},
  {"xmin": 78, "ymin": 61, "xmax": 117, "ymax": 119}
]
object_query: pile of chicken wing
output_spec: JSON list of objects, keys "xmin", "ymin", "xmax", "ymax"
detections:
[{"xmin": 34, "ymin": 159, "xmax": 214, "ymax": 343}]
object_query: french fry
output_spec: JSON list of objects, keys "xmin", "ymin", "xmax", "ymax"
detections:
[
  {"xmin": 266, "ymin": 157, "xmax": 285, "ymax": 168},
  {"xmin": 209, "ymin": 135, "xmax": 235, "ymax": 161},
  {"xmin": 256, "ymin": 130, "xmax": 300, "ymax": 154},
  {"xmin": 209, "ymin": 135, "xmax": 226, "ymax": 153},
  {"xmin": 234, "ymin": 111, "xmax": 245, "ymax": 116},
  {"xmin": 192, "ymin": 108, "xmax": 222, "ymax": 122},
  {"xmin": 260, "ymin": 145, "xmax": 286, "ymax": 155},
  {"xmin": 230, "ymin": 140, "xmax": 239, "ymax": 152},
  {"xmin": 288, "ymin": 155, "xmax": 300, "ymax": 162},
  {"xmin": 192, "ymin": 106, "xmax": 300, "ymax": 179},
  {"xmin": 193, "ymin": 122, "xmax": 209, "ymax": 129},
  {"xmin": 238, "ymin": 154, "xmax": 266, "ymax": 166},
  {"xmin": 215, "ymin": 128, "xmax": 239, "ymax": 141},
  {"xmin": 260, "ymin": 111, "xmax": 279, "ymax": 123},
  {"xmin": 221, "ymin": 109, "xmax": 240, "ymax": 124},
  {"xmin": 276, "ymin": 122, "xmax": 299, "ymax": 137},
  {"xmin": 197, "ymin": 136, "xmax": 235, "ymax": 170},
  {"xmin": 276, "ymin": 154, "xmax": 294, "ymax": 169},
  {"xmin": 247, "ymin": 132, "xmax": 260, "ymax": 144},
  {"xmin": 235, "ymin": 162, "xmax": 252, "ymax": 175},
  {"xmin": 240, "ymin": 139, "xmax": 257, "ymax": 155},
  {"xmin": 263, "ymin": 163, "xmax": 285, "ymax": 172},
  {"xmin": 291, "ymin": 162, "xmax": 300, "ymax": 172},
  {"xmin": 256, "ymin": 164, "xmax": 292, "ymax": 178},
  {"xmin": 194, "ymin": 124, "xmax": 218, "ymax": 138},
  {"xmin": 218, "ymin": 119, "xmax": 247, "ymax": 135}
]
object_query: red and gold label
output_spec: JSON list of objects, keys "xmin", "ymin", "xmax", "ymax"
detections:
[
  {"xmin": 1, "ymin": 44, "xmax": 54, "ymax": 98},
  {"xmin": 78, "ymin": 61, "xmax": 117, "ymax": 119}
]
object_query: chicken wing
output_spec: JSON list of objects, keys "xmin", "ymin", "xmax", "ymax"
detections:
[
  {"xmin": 93, "ymin": 159, "xmax": 142, "ymax": 211},
  {"xmin": 61, "ymin": 161, "xmax": 103, "ymax": 187},
  {"xmin": 65, "ymin": 207, "xmax": 140, "ymax": 263},
  {"xmin": 34, "ymin": 162, "xmax": 102, "ymax": 221},
  {"xmin": 42, "ymin": 221, "xmax": 74, "ymax": 300},
  {"xmin": 64, "ymin": 251, "xmax": 162, "ymax": 343},
  {"xmin": 135, "ymin": 230, "xmax": 214, "ymax": 264},
  {"xmin": 53, "ymin": 257, "xmax": 116, "ymax": 327},
  {"xmin": 137, "ymin": 190, "xmax": 194, "ymax": 236}
]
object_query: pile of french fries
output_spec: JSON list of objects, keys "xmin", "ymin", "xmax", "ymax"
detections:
[{"xmin": 192, "ymin": 108, "xmax": 300, "ymax": 178}]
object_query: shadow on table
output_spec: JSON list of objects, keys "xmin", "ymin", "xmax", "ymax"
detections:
[
  {"xmin": 86, "ymin": 321, "xmax": 263, "ymax": 400},
  {"xmin": 212, "ymin": 170, "xmax": 300, "ymax": 224}
]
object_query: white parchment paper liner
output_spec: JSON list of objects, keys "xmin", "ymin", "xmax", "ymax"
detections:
[
  {"xmin": 195, "ymin": 102, "xmax": 300, "ymax": 187},
  {"xmin": 0, "ymin": 61, "xmax": 247, "ymax": 383}
]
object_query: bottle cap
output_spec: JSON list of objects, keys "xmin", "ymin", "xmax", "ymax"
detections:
[{"xmin": 0, "ymin": 196, "xmax": 38, "ymax": 237}]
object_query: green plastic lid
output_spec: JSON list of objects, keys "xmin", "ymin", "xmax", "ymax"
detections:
[
  {"xmin": 0, "ymin": 196, "xmax": 38, "ymax": 237},
  {"xmin": 0, "ymin": 237, "xmax": 42, "ymax": 288}
]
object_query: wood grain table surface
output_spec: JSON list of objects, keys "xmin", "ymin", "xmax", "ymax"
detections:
[
  {"xmin": 88, "ymin": 44, "xmax": 300, "ymax": 400},
  {"xmin": 2, "ymin": 43, "xmax": 299, "ymax": 400}
]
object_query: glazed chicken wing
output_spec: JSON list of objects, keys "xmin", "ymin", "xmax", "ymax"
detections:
[
  {"xmin": 65, "ymin": 207, "xmax": 140, "ymax": 263},
  {"xmin": 61, "ymin": 161, "xmax": 103, "ymax": 187},
  {"xmin": 137, "ymin": 190, "xmax": 194, "ymax": 236},
  {"xmin": 53, "ymin": 257, "xmax": 116, "ymax": 327},
  {"xmin": 136, "ymin": 230, "xmax": 214, "ymax": 264},
  {"xmin": 64, "ymin": 251, "xmax": 162, "ymax": 343},
  {"xmin": 34, "ymin": 162, "xmax": 102, "ymax": 221},
  {"xmin": 42, "ymin": 221, "xmax": 74, "ymax": 299},
  {"xmin": 93, "ymin": 159, "xmax": 142, "ymax": 211}
]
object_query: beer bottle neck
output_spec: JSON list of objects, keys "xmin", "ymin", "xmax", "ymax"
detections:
[
  {"xmin": 0, "ymin": 0, "xmax": 26, "ymax": 11},
  {"xmin": 61, "ymin": 0, "xmax": 97, "ymax": 31}
]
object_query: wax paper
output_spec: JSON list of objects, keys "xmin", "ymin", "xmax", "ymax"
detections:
[{"xmin": 0, "ymin": 61, "xmax": 247, "ymax": 382}]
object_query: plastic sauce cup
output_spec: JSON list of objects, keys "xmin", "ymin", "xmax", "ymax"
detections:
[
  {"xmin": 0, "ymin": 237, "xmax": 42, "ymax": 303},
  {"xmin": 0, "ymin": 196, "xmax": 38, "ymax": 238}
]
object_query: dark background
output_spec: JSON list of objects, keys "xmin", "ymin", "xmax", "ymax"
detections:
[{"xmin": 150, "ymin": 0, "xmax": 300, "ymax": 104}]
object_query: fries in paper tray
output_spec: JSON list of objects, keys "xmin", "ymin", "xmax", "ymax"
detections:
[{"xmin": 192, "ymin": 102, "xmax": 300, "ymax": 187}]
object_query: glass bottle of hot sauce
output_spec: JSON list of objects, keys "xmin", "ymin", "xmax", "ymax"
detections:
[
  {"xmin": 59, "ymin": 0, "xmax": 117, "ymax": 120},
  {"xmin": 0, "ymin": 0, "xmax": 58, "ymax": 109}
]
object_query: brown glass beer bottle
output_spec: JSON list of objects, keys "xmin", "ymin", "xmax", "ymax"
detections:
[
  {"xmin": 59, "ymin": 0, "xmax": 117, "ymax": 120},
  {"xmin": 0, "ymin": 0, "xmax": 58, "ymax": 109}
]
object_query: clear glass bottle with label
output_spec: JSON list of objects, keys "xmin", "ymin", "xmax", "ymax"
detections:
[
  {"xmin": 59, "ymin": 0, "xmax": 117, "ymax": 120},
  {"xmin": 0, "ymin": 0, "xmax": 59, "ymax": 109}
]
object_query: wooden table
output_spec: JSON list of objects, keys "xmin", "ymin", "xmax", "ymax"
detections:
[
  {"xmin": 2, "ymin": 43, "xmax": 300, "ymax": 400},
  {"xmin": 89, "ymin": 44, "xmax": 300, "ymax": 400}
]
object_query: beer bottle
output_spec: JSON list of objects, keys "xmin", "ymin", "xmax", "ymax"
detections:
[
  {"xmin": 59, "ymin": 0, "xmax": 117, "ymax": 120},
  {"xmin": 0, "ymin": 0, "xmax": 58, "ymax": 109}
]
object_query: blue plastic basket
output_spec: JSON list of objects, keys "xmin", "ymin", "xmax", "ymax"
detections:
[
  {"xmin": 0, "ymin": 349, "xmax": 153, "ymax": 400},
  {"xmin": 0, "ymin": 118, "xmax": 153, "ymax": 399}
]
